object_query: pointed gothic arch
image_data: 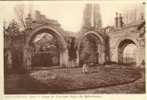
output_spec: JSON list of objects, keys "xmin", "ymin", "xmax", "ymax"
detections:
[
  {"xmin": 76, "ymin": 31, "xmax": 105, "ymax": 66},
  {"xmin": 23, "ymin": 25, "xmax": 68, "ymax": 69}
]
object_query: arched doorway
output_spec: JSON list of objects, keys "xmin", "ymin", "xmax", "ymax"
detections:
[
  {"xmin": 24, "ymin": 26, "xmax": 68, "ymax": 69},
  {"xmin": 31, "ymin": 32, "xmax": 60, "ymax": 67},
  {"xmin": 118, "ymin": 39, "xmax": 137, "ymax": 64},
  {"xmin": 77, "ymin": 31, "xmax": 105, "ymax": 66}
]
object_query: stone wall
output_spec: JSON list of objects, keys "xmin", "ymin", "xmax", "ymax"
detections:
[{"xmin": 107, "ymin": 21, "xmax": 145, "ymax": 67}]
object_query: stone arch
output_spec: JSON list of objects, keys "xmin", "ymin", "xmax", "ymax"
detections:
[
  {"xmin": 23, "ymin": 25, "xmax": 68, "ymax": 69},
  {"xmin": 116, "ymin": 37, "xmax": 139, "ymax": 49},
  {"xmin": 77, "ymin": 31, "xmax": 104, "ymax": 49},
  {"xmin": 26, "ymin": 25, "xmax": 67, "ymax": 49},
  {"xmin": 116, "ymin": 37, "xmax": 139, "ymax": 64},
  {"xmin": 76, "ymin": 31, "xmax": 105, "ymax": 65}
]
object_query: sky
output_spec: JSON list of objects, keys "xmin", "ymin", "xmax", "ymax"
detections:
[{"xmin": 0, "ymin": 1, "xmax": 144, "ymax": 32}]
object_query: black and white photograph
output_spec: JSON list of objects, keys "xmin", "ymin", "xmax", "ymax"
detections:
[{"xmin": 2, "ymin": 1, "xmax": 145, "ymax": 95}]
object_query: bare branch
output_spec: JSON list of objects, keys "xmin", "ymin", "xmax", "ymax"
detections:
[{"xmin": 14, "ymin": 4, "xmax": 26, "ymax": 29}]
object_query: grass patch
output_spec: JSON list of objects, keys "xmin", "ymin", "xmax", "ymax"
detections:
[
  {"xmin": 29, "ymin": 66, "xmax": 141, "ymax": 92},
  {"xmin": 5, "ymin": 65, "xmax": 142, "ymax": 94}
]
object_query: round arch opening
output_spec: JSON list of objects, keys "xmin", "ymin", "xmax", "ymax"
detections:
[{"xmin": 118, "ymin": 39, "xmax": 137, "ymax": 65}]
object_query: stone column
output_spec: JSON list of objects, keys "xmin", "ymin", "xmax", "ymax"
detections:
[
  {"xmin": 136, "ymin": 47, "xmax": 144, "ymax": 67},
  {"xmin": 101, "ymin": 45, "xmax": 105, "ymax": 64},
  {"xmin": 23, "ymin": 46, "xmax": 32, "ymax": 70},
  {"xmin": 98, "ymin": 44, "xmax": 105, "ymax": 64},
  {"xmin": 135, "ymin": 39, "xmax": 145, "ymax": 68},
  {"xmin": 76, "ymin": 50, "xmax": 80, "ymax": 66},
  {"xmin": 97, "ymin": 44, "xmax": 100, "ymax": 64},
  {"xmin": 60, "ymin": 49, "xmax": 69, "ymax": 67},
  {"xmin": 136, "ymin": 48, "xmax": 140, "ymax": 66},
  {"xmin": 7, "ymin": 50, "xmax": 12, "ymax": 69},
  {"xmin": 118, "ymin": 48, "xmax": 123, "ymax": 64}
]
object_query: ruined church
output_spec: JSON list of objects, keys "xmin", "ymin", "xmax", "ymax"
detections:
[{"xmin": 4, "ymin": 4, "xmax": 145, "ymax": 71}]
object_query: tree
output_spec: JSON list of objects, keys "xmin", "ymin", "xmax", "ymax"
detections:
[
  {"xmin": 79, "ymin": 36, "xmax": 98, "ymax": 65},
  {"xmin": 79, "ymin": 38, "xmax": 91, "ymax": 64},
  {"xmin": 68, "ymin": 37, "xmax": 77, "ymax": 61},
  {"xmin": 14, "ymin": 4, "xmax": 26, "ymax": 29},
  {"xmin": 7, "ymin": 19, "xmax": 20, "ymax": 36}
]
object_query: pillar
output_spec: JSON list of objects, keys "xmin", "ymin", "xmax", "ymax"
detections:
[
  {"xmin": 60, "ymin": 49, "xmax": 69, "ymax": 67},
  {"xmin": 76, "ymin": 50, "xmax": 80, "ymax": 66},
  {"xmin": 98, "ymin": 44, "xmax": 105, "ymax": 64},
  {"xmin": 135, "ymin": 38, "xmax": 145, "ymax": 68},
  {"xmin": 118, "ymin": 48, "xmax": 123, "ymax": 64},
  {"xmin": 7, "ymin": 50, "xmax": 12, "ymax": 69},
  {"xmin": 136, "ymin": 47, "xmax": 144, "ymax": 67},
  {"xmin": 23, "ymin": 46, "xmax": 32, "ymax": 70}
]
